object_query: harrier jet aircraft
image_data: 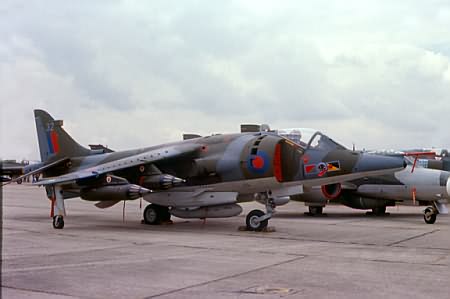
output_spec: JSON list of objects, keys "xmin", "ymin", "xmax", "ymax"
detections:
[
  {"xmin": 276, "ymin": 128, "xmax": 450, "ymax": 224},
  {"xmin": 9, "ymin": 110, "xmax": 405, "ymax": 231}
]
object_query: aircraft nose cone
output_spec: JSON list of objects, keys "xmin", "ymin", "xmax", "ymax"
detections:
[{"xmin": 353, "ymin": 154, "xmax": 406, "ymax": 174}]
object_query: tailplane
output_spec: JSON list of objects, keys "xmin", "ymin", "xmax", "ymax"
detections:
[{"xmin": 34, "ymin": 109, "xmax": 91, "ymax": 162}]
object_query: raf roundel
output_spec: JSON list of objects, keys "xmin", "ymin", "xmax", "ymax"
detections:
[{"xmin": 247, "ymin": 151, "xmax": 270, "ymax": 174}]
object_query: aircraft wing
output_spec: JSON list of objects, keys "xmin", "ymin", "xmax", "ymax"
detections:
[{"xmin": 34, "ymin": 143, "xmax": 202, "ymax": 186}]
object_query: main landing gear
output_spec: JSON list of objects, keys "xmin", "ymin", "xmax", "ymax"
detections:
[
  {"xmin": 245, "ymin": 193, "xmax": 276, "ymax": 231},
  {"xmin": 143, "ymin": 204, "xmax": 171, "ymax": 225},
  {"xmin": 371, "ymin": 206, "xmax": 388, "ymax": 216},
  {"xmin": 307, "ymin": 206, "xmax": 324, "ymax": 216}
]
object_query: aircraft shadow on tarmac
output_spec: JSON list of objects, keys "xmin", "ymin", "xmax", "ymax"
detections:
[
  {"xmin": 272, "ymin": 211, "xmax": 427, "ymax": 221},
  {"xmin": 12, "ymin": 211, "xmax": 432, "ymax": 233}
]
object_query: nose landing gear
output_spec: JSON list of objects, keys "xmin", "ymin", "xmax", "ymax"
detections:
[{"xmin": 245, "ymin": 194, "xmax": 276, "ymax": 231}]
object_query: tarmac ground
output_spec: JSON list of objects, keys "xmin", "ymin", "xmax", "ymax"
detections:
[{"xmin": 2, "ymin": 184, "xmax": 450, "ymax": 298}]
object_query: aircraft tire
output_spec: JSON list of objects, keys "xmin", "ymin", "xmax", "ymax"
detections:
[
  {"xmin": 424, "ymin": 207, "xmax": 437, "ymax": 224},
  {"xmin": 309, "ymin": 206, "xmax": 323, "ymax": 215},
  {"xmin": 17, "ymin": 179, "xmax": 22, "ymax": 184},
  {"xmin": 246, "ymin": 209, "xmax": 268, "ymax": 231},
  {"xmin": 144, "ymin": 204, "xmax": 163, "ymax": 225},
  {"xmin": 372, "ymin": 206, "xmax": 386, "ymax": 216},
  {"xmin": 53, "ymin": 216, "xmax": 64, "ymax": 229}
]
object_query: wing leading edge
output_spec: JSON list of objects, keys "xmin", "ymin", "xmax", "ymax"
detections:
[{"xmin": 34, "ymin": 143, "xmax": 202, "ymax": 186}]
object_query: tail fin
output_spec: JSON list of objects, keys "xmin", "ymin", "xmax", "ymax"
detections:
[{"xmin": 34, "ymin": 109, "xmax": 91, "ymax": 162}]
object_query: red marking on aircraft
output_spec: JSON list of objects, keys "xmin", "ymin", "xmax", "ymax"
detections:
[
  {"xmin": 273, "ymin": 143, "xmax": 283, "ymax": 182},
  {"xmin": 252, "ymin": 156, "xmax": 265, "ymax": 169},
  {"xmin": 317, "ymin": 162, "xmax": 328, "ymax": 177},
  {"xmin": 404, "ymin": 151, "xmax": 436, "ymax": 157},
  {"xmin": 50, "ymin": 131, "xmax": 60, "ymax": 153},
  {"xmin": 305, "ymin": 165, "xmax": 316, "ymax": 173}
]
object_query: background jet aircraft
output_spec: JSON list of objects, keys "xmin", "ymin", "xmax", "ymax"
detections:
[
  {"xmin": 9, "ymin": 110, "xmax": 404, "ymax": 231},
  {"xmin": 275, "ymin": 128, "xmax": 450, "ymax": 224},
  {"xmin": 0, "ymin": 159, "xmax": 30, "ymax": 183}
]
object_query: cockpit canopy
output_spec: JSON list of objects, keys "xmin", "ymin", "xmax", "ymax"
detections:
[{"xmin": 276, "ymin": 128, "xmax": 347, "ymax": 151}]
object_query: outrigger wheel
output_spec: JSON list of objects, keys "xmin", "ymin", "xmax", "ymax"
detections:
[
  {"xmin": 246, "ymin": 209, "xmax": 268, "ymax": 231},
  {"xmin": 143, "ymin": 204, "xmax": 171, "ymax": 225},
  {"xmin": 423, "ymin": 207, "xmax": 437, "ymax": 224},
  {"xmin": 52, "ymin": 215, "xmax": 64, "ymax": 229}
]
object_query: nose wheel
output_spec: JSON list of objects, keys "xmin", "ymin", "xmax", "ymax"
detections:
[
  {"xmin": 246, "ymin": 210, "xmax": 268, "ymax": 231},
  {"xmin": 245, "ymin": 194, "xmax": 275, "ymax": 231},
  {"xmin": 423, "ymin": 207, "xmax": 437, "ymax": 224}
]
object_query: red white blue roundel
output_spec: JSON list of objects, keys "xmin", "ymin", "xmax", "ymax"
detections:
[{"xmin": 247, "ymin": 151, "xmax": 270, "ymax": 174}]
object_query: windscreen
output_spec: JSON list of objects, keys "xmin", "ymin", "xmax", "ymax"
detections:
[{"xmin": 277, "ymin": 128, "xmax": 347, "ymax": 151}]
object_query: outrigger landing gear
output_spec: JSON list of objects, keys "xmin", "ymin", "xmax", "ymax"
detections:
[
  {"xmin": 143, "ymin": 204, "xmax": 171, "ymax": 225},
  {"xmin": 423, "ymin": 206, "xmax": 437, "ymax": 224},
  {"xmin": 245, "ymin": 195, "xmax": 275, "ymax": 231},
  {"xmin": 49, "ymin": 185, "xmax": 66, "ymax": 229}
]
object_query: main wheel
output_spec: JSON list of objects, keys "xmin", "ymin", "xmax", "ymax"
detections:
[
  {"xmin": 309, "ymin": 206, "xmax": 323, "ymax": 215},
  {"xmin": 17, "ymin": 178, "xmax": 22, "ymax": 184},
  {"xmin": 372, "ymin": 206, "xmax": 386, "ymax": 216},
  {"xmin": 246, "ymin": 209, "xmax": 268, "ymax": 231},
  {"xmin": 424, "ymin": 207, "xmax": 437, "ymax": 224},
  {"xmin": 144, "ymin": 204, "xmax": 169, "ymax": 225},
  {"xmin": 53, "ymin": 216, "xmax": 64, "ymax": 229}
]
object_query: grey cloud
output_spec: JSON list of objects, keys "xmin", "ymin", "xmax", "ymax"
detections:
[{"xmin": 1, "ymin": 0, "xmax": 450, "ymax": 160}]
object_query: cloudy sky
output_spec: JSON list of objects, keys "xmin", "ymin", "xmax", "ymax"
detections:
[{"xmin": 1, "ymin": 0, "xmax": 449, "ymax": 161}]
